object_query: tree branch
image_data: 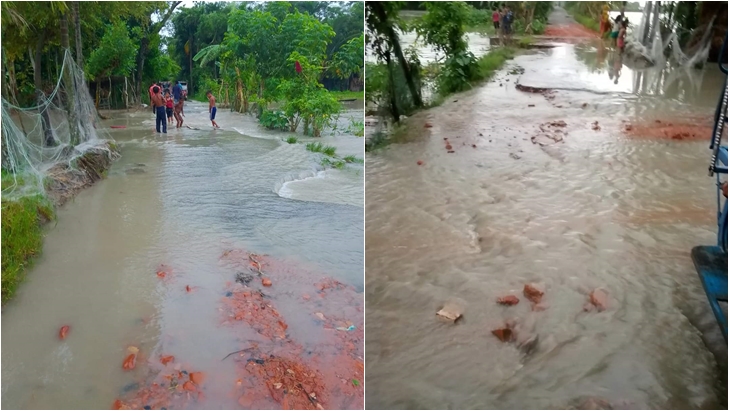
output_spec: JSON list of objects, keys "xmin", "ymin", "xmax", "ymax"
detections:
[{"xmin": 151, "ymin": 1, "xmax": 182, "ymax": 35}]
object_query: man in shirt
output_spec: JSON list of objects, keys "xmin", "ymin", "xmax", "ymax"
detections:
[
  {"xmin": 172, "ymin": 81, "xmax": 182, "ymax": 104},
  {"xmin": 502, "ymin": 6, "xmax": 513, "ymax": 42}
]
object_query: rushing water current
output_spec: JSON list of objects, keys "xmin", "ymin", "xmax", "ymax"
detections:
[
  {"xmin": 2, "ymin": 101, "xmax": 364, "ymax": 409},
  {"xmin": 365, "ymin": 39, "xmax": 727, "ymax": 409}
]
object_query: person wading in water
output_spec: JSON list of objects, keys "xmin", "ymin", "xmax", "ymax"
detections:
[
  {"xmin": 149, "ymin": 82, "xmax": 158, "ymax": 114},
  {"xmin": 207, "ymin": 91, "xmax": 220, "ymax": 129},
  {"xmin": 151, "ymin": 86, "xmax": 167, "ymax": 134},
  {"xmin": 174, "ymin": 96, "xmax": 185, "ymax": 128}
]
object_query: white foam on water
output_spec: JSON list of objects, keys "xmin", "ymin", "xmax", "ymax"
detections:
[{"xmin": 277, "ymin": 168, "xmax": 363, "ymax": 207}]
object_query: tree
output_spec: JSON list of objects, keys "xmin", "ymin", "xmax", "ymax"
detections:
[
  {"xmin": 72, "ymin": 1, "xmax": 82, "ymax": 67},
  {"xmin": 87, "ymin": 22, "xmax": 139, "ymax": 80},
  {"xmin": 330, "ymin": 33, "xmax": 364, "ymax": 79},
  {"xmin": 133, "ymin": 1, "xmax": 182, "ymax": 103},
  {"xmin": 366, "ymin": 2, "xmax": 423, "ymax": 108}
]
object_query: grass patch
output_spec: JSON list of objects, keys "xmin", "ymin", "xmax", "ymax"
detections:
[
  {"xmin": 1, "ymin": 170, "xmax": 26, "ymax": 191},
  {"xmin": 564, "ymin": 5, "xmax": 600, "ymax": 34},
  {"xmin": 1, "ymin": 195, "xmax": 55, "ymax": 303},
  {"xmin": 572, "ymin": 13, "xmax": 600, "ymax": 33},
  {"xmin": 322, "ymin": 145, "xmax": 337, "ymax": 156},
  {"xmin": 321, "ymin": 157, "xmax": 346, "ymax": 169},
  {"xmin": 305, "ymin": 142, "xmax": 337, "ymax": 157},
  {"xmin": 285, "ymin": 136, "xmax": 298, "ymax": 144},
  {"xmin": 347, "ymin": 119, "xmax": 365, "ymax": 137},
  {"xmin": 343, "ymin": 155, "xmax": 364, "ymax": 164},
  {"xmin": 473, "ymin": 47, "xmax": 517, "ymax": 83},
  {"xmin": 518, "ymin": 36, "xmax": 535, "ymax": 48},
  {"xmin": 306, "ymin": 142, "xmax": 324, "ymax": 153},
  {"xmin": 330, "ymin": 90, "xmax": 364, "ymax": 101}
]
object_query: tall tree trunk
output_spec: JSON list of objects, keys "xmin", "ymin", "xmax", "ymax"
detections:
[
  {"xmin": 1, "ymin": 48, "xmax": 8, "ymax": 101},
  {"xmin": 60, "ymin": 9, "xmax": 80, "ymax": 145},
  {"xmin": 369, "ymin": 2, "xmax": 422, "ymax": 108},
  {"xmin": 34, "ymin": 35, "xmax": 56, "ymax": 147},
  {"xmin": 385, "ymin": 51, "xmax": 400, "ymax": 123},
  {"xmin": 188, "ymin": 35, "xmax": 193, "ymax": 95},
  {"xmin": 72, "ymin": 1, "xmax": 83, "ymax": 68},
  {"xmin": 7, "ymin": 56, "xmax": 18, "ymax": 103},
  {"xmin": 135, "ymin": 36, "xmax": 150, "ymax": 105}
]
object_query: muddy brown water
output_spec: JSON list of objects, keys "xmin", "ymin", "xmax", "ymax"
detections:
[
  {"xmin": 1, "ymin": 101, "xmax": 364, "ymax": 409},
  {"xmin": 365, "ymin": 41, "xmax": 727, "ymax": 409}
]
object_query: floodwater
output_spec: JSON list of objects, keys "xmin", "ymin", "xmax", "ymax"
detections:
[
  {"xmin": 365, "ymin": 38, "xmax": 727, "ymax": 409},
  {"xmin": 365, "ymin": 10, "xmax": 491, "ymax": 65},
  {"xmin": 1, "ymin": 101, "xmax": 364, "ymax": 409}
]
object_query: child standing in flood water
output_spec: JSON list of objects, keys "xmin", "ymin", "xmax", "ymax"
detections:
[
  {"xmin": 207, "ymin": 91, "xmax": 220, "ymax": 129},
  {"xmin": 165, "ymin": 91, "xmax": 174, "ymax": 126},
  {"xmin": 617, "ymin": 20, "xmax": 627, "ymax": 54}
]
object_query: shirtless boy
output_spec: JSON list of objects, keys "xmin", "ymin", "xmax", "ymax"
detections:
[
  {"xmin": 207, "ymin": 91, "xmax": 220, "ymax": 129},
  {"xmin": 174, "ymin": 97, "xmax": 185, "ymax": 128}
]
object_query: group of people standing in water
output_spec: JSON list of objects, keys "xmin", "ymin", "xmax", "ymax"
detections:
[
  {"xmin": 148, "ymin": 81, "xmax": 220, "ymax": 133},
  {"xmin": 601, "ymin": 4, "xmax": 628, "ymax": 53},
  {"xmin": 598, "ymin": 5, "xmax": 630, "ymax": 85},
  {"xmin": 149, "ymin": 81, "xmax": 186, "ymax": 133},
  {"xmin": 491, "ymin": 5, "xmax": 514, "ymax": 42}
]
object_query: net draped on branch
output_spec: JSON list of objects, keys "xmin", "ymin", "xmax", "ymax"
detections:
[{"xmin": 2, "ymin": 49, "xmax": 119, "ymax": 200}]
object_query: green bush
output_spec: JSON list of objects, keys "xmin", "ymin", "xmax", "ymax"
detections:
[
  {"xmin": 260, "ymin": 110, "xmax": 289, "ymax": 131},
  {"xmin": 437, "ymin": 50, "xmax": 479, "ymax": 94},
  {"xmin": 302, "ymin": 88, "xmax": 342, "ymax": 137},
  {"xmin": 285, "ymin": 136, "xmax": 298, "ymax": 144},
  {"xmin": 531, "ymin": 19, "xmax": 546, "ymax": 35}
]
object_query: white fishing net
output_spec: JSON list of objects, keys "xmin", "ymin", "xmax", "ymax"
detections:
[
  {"xmin": 626, "ymin": 3, "xmax": 715, "ymax": 70},
  {"xmin": 2, "ymin": 50, "xmax": 118, "ymax": 201}
]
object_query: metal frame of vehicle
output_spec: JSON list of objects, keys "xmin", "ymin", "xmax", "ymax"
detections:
[{"xmin": 692, "ymin": 36, "xmax": 728, "ymax": 341}]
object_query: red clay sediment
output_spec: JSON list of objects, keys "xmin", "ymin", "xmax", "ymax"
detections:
[
  {"xmin": 113, "ymin": 250, "xmax": 363, "ymax": 410},
  {"xmin": 621, "ymin": 118, "xmax": 714, "ymax": 141},
  {"xmin": 544, "ymin": 23, "xmax": 598, "ymax": 38}
]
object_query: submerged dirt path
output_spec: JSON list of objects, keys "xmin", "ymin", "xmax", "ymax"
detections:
[
  {"xmin": 544, "ymin": 6, "xmax": 599, "ymax": 38},
  {"xmin": 365, "ymin": 25, "xmax": 726, "ymax": 410}
]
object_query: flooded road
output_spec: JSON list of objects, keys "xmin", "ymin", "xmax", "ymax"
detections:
[
  {"xmin": 365, "ymin": 36, "xmax": 726, "ymax": 410},
  {"xmin": 2, "ymin": 101, "xmax": 364, "ymax": 409}
]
